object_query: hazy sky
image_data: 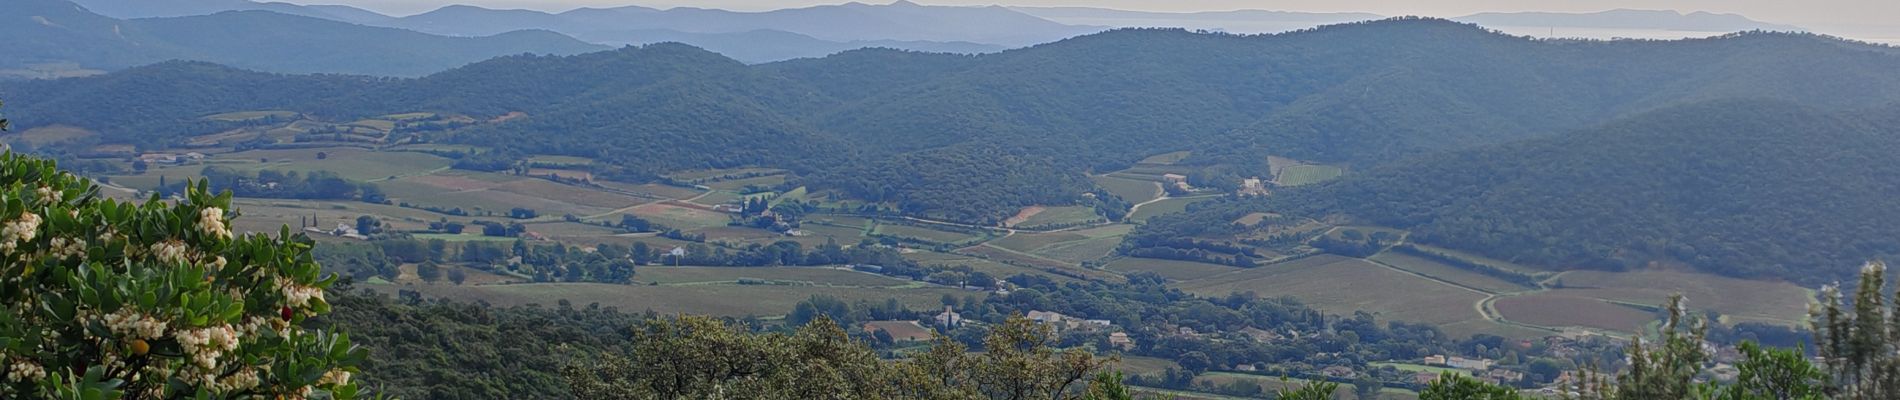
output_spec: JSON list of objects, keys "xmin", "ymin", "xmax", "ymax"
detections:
[{"xmin": 294, "ymin": 0, "xmax": 1897, "ymax": 34}]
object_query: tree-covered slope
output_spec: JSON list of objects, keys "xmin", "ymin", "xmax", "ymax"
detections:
[
  {"xmin": 9, "ymin": 18, "xmax": 1900, "ymax": 224},
  {"xmin": 1282, "ymin": 100, "xmax": 1900, "ymax": 283}
]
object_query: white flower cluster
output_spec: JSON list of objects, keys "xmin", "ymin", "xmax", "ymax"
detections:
[
  {"xmin": 0, "ymin": 211, "xmax": 42, "ymax": 254},
  {"xmin": 48, "ymin": 237, "xmax": 85, "ymax": 260},
  {"xmin": 34, "ymin": 185, "xmax": 58, "ymax": 205},
  {"xmin": 150, "ymin": 240, "xmax": 189, "ymax": 266},
  {"xmin": 319, "ymin": 369, "xmax": 352, "ymax": 387},
  {"xmin": 103, "ymin": 309, "xmax": 169, "ymax": 340},
  {"xmin": 176, "ymin": 325, "xmax": 241, "ymax": 371},
  {"xmin": 282, "ymin": 280, "xmax": 325, "ymax": 310},
  {"xmin": 214, "ymin": 367, "xmax": 262, "ymax": 393},
  {"xmin": 6, "ymin": 358, "xmax": 46, "ymax": 382},
  {"xmin": 198, "ymin": 207, "xmax": 231, "ymax": 240}
]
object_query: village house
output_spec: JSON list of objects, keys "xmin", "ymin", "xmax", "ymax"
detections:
[
  {"xmin": 934, "ymin": 306, "xmax": 962, "ymax": 328},
  {"xmin": 1240, "ymin": 327, "xmax": 1282, "ymax": 343},
  {"xmin": 1234, "ymin": 364, "xmax": 1258, "ymax": 372},
  {"xmin": 1321, "ymin": 365, "xmax": 1356, "ymax": 379},
  {"xmin": 1488, "ymin": 368, "xmax": 1524, "ymax": 383},
  {"xmin": 1026, "ymin": 310, "xmax": 1076, "ymax": 329},
  {"xmin": 1160, "ymin": 173, "xmax": 1192, "ymax": 191},
  {"xmin": 1448, "ymin": 356, "xmax": 1494, "ymax": 371},
  {"xmin": 1083, "ymin": 319, "xmax": 1113, "ymax": 328},
  {"xmin": 1108, "ymin": 332, "xmax": 1135, "ymax": 351},
  {"xmin": 1414, "ymin": 372, "xmax": 1440, "ymax": 385},
  {"xmin": 1423, "ymin": 355, "xmax": 1448, "ymax": 366}
]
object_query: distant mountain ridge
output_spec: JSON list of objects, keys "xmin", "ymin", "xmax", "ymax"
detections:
[
  {"xmin": 1454, "ymin": 9, "xmax": 1803, "ymax": 32},
  {"xmin": 2, "ymin": 0, "xmax": 606, "ymax": 77},
  {"xmin": 60, "ymin": 0, "xmax": 1085, "ymax": 63}
]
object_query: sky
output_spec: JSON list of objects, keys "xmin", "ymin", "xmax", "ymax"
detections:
[{"xmin": 290, "ymin": 0, "xmax": 1898, "ymax": 36}]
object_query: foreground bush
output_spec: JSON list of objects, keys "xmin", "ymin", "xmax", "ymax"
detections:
[{"xmin": 0, "ymin": 152, "xmax": 366, "ymax": 399}]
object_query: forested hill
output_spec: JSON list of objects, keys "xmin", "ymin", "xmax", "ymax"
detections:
[
  {"xmin": 1278, "ymin": 100, "xmax": 1900, "ymax": 283},
  {"xmin": 8, "ymin": 18, "xmax": 1900, "ymax": 222}
]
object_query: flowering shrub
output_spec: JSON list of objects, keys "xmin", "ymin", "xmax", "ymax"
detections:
[{"xmin": 0, "ymin": 152, "xmax": 367, "ymax": 399}]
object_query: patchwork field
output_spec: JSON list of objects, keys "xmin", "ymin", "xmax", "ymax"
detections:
[
  {"xmin": 1368, "ymin": 252, "xmax": 1532, "ymax": 294},
  {"xmin": 372, "ymin": 282, "xmax": 965, "ymax": 317},
  {"xmin": 905, "ymin": 251, "xmax": 1081, "ymax": 283},
  {"xmin": 1546, "ymin": 270, "xmax": 1811, "ymax": 326},
  {"xmin": 593, "ymin": 182, "xmax": 705, "ymax": 201},
  {"xmin": 625, "ymin": 203, "xmax": 732, "ymax": 230},
  {"xmin": 989, "ymin": 225, "xmax": 1131, "ymax": 264},
  {"xmin": 1128, "ymin": 196, "xmax": 1218, "ymax": 221},
  {"xmin": 705, "ymin": 174, "xmax": 788, "ymax": 191},
  {"xmin": 635, "ymin": 266, "xmax": 914, "ymax": 287},
  {"xmin": 1181, "ymin": 255, "xmax": 1524, "ymax": 338},
  {"xmin": 1103, "ymin": 257, "xmax": 1239, "ymax": 281},
  {"xmin": 1013, "ymin": 206, "xmax": 1106, "ymax": 229},
  {"xmin": 1092, "ymin": 175, "xmax": 1163, "ymax": 204},
  {"xmin": 229, "ymin": 198, "xmax": 476, "ymax": 234},
  {"xmin": 955, "ymin": 244, "xmax": 1118, "ymax": 281},
  {"xmin": 1276, "ymin": 164, "xmax": 1344, "ymax": 186},
  {"xmin": 874, "ymin": 223, "xmax": 984, "ymax": 245},
  {"xmin": 1493, "ymin": 293, "xmax": 1657, "ymax": 332}
]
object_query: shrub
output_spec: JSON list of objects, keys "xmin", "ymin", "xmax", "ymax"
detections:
[{"xmin": 0, "ymin": 153, "xmax": 368, "ymax": 399}]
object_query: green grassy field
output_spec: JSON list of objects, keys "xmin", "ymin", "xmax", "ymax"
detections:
[
  {"xmin": 1276, "ymin": 164, "xmax": 1344, "ymax": 186},
  {"xmin": 221, "ymin": 148, "xmax": 452, "ymax": 181},
  {"xmin": 382, "ymin": 172, "xmax": 638, "ymax": 218},
  {"xmin": 1103, "ymin": 257, "xmax": 1239, "ymax": 281},
  {"xmin": 6, "ymin": 126, "xmax": 96, "ymax": 147},
  {"xmin": 409, "ymin": 233, "xmax": 518, "ymax": 242},
  {"xmin": 988, "ymin": 225, "xmax": 1131, "ymax": 265},
  {"xmin": 1128, "ymin": 196, "xmax": 1217, "ymax": 221},
  {"xmin": 347, "ymin": 119, "xmax": 397, "ymax": 132},
  {"xmin": 1137, "ymin": 151, "xmax": 1193, "ymax": 165},
  {"xmin": 1370, "ymin": 362, "xmax": 1465, "ymax": 376},
  {"xmin": 635, "ymin": 266, "xmax": 914, "ymax": 287},
  {"xmin": 1492, "ymin": 293, "xmax": 1657, "ymax": 332},
  {"xmin": 664, "ymin": 167, "xmax": 788, "ymax": 182},
  {"xmin": 1116, "ymin": 356, "xmax": 1182, "ymax": 375},
  {"xmin": 1091, "ymin": 175, "xmax": 1162, "ymax": 204},
  {"xmin": 229, "ymin": 198, "xmax": 476, "ymax": 234},
  {"xmin": 1369, "ymin": 252, "xmax": 1531, "ymax": 294},
  {"xmin": 956, "ymin": 244, "xmax": 1120, "ymax": 281},
  {"xmin": 1181, "ymin": 255, "xmax": 1519, "ymax": 338},
  {"xmin": 594, "ymin": 182, "xmax": 704, "ymax": 200},
  {"xmin": 1014, "ymin": 206, "xmax": 1105, "ymax": 229},
  {"xmin": 905, "ymin": 251, "xmax": 1081, "ymax": 283},
  {"xmin": 704, "ymin": 174, "xmax": 788, "ymax": 191},
  {"xmin": 623, "ymin": 203, "xmax": 732, "ymax": 230},
  {"xmin": 1545, "ymin": 270, "xmax": 1811, "ymax": 326},
  {"xmin": 874, "ymin": 223, "xmax": 982, "ymax": 244}
]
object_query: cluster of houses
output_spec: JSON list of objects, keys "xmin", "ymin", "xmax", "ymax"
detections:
[
  {"xmin": 1160, "ymin": 173, "xmax": 1193, "ymax": 192},
  {"xmin": 304, "ymin": 222, "xmax": 368, "ymax": 240}
]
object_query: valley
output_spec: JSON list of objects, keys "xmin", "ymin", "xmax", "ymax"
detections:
[{"xmin": 3, "ymin": 9, "xmax": 1894, "ymax": 399}]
